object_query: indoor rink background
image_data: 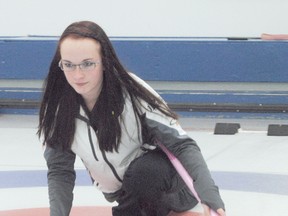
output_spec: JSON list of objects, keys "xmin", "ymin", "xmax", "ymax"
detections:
[{"xmin": 1, "ymin": 1, "xmax": 288, "ymax": 215}]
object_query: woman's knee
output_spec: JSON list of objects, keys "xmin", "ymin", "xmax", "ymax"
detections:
[{"xmin": 122, "ymin": 150, "xmax": 174, "ymax": 193}]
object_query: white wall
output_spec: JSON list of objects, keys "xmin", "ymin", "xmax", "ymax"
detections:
[{"xmin": 0, "ymin": 0, "xmax": 287, "ymax": 37}]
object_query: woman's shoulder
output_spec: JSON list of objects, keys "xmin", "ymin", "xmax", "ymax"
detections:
[{"xmin": 129, "ymin": 73, "xmax": 156, "ymax": 93}]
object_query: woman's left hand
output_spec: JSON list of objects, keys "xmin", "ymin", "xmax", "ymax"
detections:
[{"xmin": 202, "ymin": 204, "xmax": 226, "ymax": 216}]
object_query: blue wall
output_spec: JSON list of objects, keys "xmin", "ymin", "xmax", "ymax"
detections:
[
  {"xmin": 1, "ymin": 37, "xmax": 288, "ymax": 82},
  {"xmin": 115, "ymin": 39, "xmax": 288, "ymax": 82},
  {"xmin": 1, "ymin": 37, "xmax": 287, "ymax": 116}
]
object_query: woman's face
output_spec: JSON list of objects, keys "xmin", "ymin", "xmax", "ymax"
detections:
[{"xmin": 60, "ymin": 37, "xmax": 104, "ymax": 108}]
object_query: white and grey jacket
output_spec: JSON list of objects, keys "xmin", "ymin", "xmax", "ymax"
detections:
[{"xmin": 44, "ymin": 75, "xmax": 224, "ymax": 216}]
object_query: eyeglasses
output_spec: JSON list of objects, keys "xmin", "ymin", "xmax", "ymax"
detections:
[{"xmin": 58, "ymin": 60, "xmax": 101, "ymax": 72}]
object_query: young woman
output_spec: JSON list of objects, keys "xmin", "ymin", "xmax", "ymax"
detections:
[{"xmin": 38, "ymin": 21, "xmax": 226, "ymax": 216}]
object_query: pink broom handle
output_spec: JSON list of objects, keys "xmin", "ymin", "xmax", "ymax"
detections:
[{"xmin": 156, "ymin": 140, "xmax": 219, "ymax": 216}]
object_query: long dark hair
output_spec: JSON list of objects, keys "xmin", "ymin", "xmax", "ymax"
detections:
[{"xmin": 38, "ymin": 21, "xmax": 177, "ymax": 152}]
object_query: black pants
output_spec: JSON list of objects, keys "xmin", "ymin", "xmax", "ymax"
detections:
[{"xmin": 112, "ymin": 150, "xmax": 198, "ymax": 216}]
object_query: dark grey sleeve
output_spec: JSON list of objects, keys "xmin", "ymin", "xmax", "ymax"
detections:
[
  {"xmin": 44, "ymin": 146, "xmax": 76, "ymax": 216},
  {"xmin": 144, "ymin": 117, "xmax": 225, "ymax": 211}
]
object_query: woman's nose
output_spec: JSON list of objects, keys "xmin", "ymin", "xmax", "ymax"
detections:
[{"xmin": 73, "ymin": 67, "xmax": 85, "ymax": 79}]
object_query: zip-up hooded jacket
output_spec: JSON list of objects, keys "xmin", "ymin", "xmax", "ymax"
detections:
[{"xmin": 44, "ymin": 74, "xmax": 224, "ymax": 216}]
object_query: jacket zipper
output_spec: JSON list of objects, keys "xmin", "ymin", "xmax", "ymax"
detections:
[
  {"xmin": 101, "ymin": 150, "xmax": 123, "ymax": 183},
  {"xmin": 77, "ymin": 114, "xmax": 99, "ymax": 161},
  {"xmin": 77, "ymin": 114, "xmax": 122, "ymax": 183},
  {"xmin": 87, "ymin": 125, "xmax": 99, "ymax": 161}
]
